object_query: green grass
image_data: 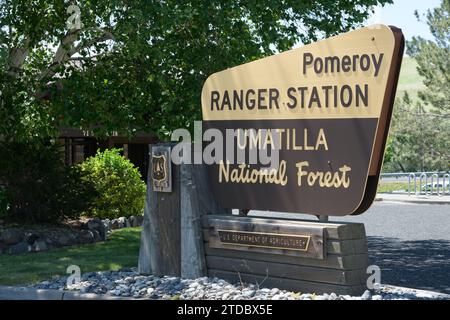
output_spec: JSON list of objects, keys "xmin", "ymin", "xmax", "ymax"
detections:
[
  {"xmin": 377, "ymin": 180, "xmax": 429, "ymax": 193},
  {"xmin": 377, "ymin": 181, "xmax": 409, "ymax": 193},
  {"xmin": 0, "ymin": 227, "xmax": 142, "ymax": 286}
]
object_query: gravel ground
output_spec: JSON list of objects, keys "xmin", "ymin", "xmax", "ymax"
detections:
[{"xmin": 31, "ymin": 268, "xmax": 450, "ymax": 300}]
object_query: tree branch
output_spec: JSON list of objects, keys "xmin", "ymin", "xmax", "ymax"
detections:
[
  {"xmin": 7, "ymin": 38, "xmax": 30, "ymax": 77},
  {"xmin": 39, "ymin": 28, "xmax": 115, "ymax": 81}
]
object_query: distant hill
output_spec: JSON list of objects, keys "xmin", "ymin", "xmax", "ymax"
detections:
[{"xmin": 396, "ymin": 56, "xmax": 426, "ymax": 102}]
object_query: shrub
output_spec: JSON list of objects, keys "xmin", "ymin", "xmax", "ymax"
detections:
[
  {"xmin": 78, "ymin": 148, "xmax": 146, "ymax": 219},
  {"xmin": 0, "ymin": 141, "xmax": 96, "ymax": 223}
]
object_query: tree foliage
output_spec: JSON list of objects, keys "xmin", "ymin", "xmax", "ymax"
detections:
[
  {"xmin": 407, "ymin": 0, "xmax": 449, "ymax": 113},
  {"xmin": 0, "ymin": 0, "xmax": 392, "ymax": 141},
  {"xmin": 384, "ymin": 93, "xmax": 449, "ymax": 172},
  {"xmin": 78, "ymin": 148, "xmax": 146, "ymax": 219},
  {"xmin": 383, "ymin": 0, "xmax": 449, "ymax": 173},
  {"xmin": 0, "ymin": 141, "xmax": 96, "ymax": 223}
]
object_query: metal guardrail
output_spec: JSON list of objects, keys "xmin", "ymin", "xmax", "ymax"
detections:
[{"xmin": 380, "ymin": 172, "xmax": 450, "ymax": 196}]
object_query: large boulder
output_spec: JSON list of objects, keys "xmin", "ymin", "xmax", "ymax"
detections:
[
  {"xmin": 0, "ymin": 228, "xmax": 23, "ymax": 245},
  {"xmin": 45, "ymin": 230, "xmax": 77, "ymax": 247},
  {"xmin": 111, "ymin": 219, "xmax": 120, "ymax": 230},
  {"xmin": 102, "ymin": 219, "xmax": 112, "ymax": 233},
  {"xmin": 32, "ymin": 240, "xmax": 48, "ymax": 252},
  {"xmin": 117, "ymin": 217, "xmax": 126, "ymax": 228},
  {"xmin": 128, "ymin": 216, "xmax": 138, "ymax": 227},
  {"xmin": 79, "ymin": 230, "xmax": 95, "ymax": 244},
  {"xmin": 8, "ymin": 242, "xmax": 30, "ymax": 255},
  {"xmin": 25, "ymin": 232, "xmax": 41, "ymax": 245},
  {"xmin": 136, "ymin": 215, "xmax": 144, "ymax": 226},
  {"xmin": 87, "ymin": 218, "xmax": 106, "ymax": 241}
]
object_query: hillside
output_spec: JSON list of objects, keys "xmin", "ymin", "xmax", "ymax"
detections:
[{"xmin": 396, "ymin": 56, "xmax": 426, "ymax": 101}]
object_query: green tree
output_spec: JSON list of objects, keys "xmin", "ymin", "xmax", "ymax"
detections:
[
  {"xmin": 407, "ymin": 0, "xmax": 449, "ymax": 113},
  {"xmin": 385, "ymin": 93, "xmax": 449, "ymax": 172},
  {"xmin": 383, "ymin": 0, "xmax": 449, "ymax": 173},
  {"xmin": 0, "ymin": 0, "xmax": 392, "ymax": 142}
]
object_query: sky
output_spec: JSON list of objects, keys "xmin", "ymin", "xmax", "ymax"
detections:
[{"xmin": 365, "ymin": 0, "xmax": 442, "ymax": 41}]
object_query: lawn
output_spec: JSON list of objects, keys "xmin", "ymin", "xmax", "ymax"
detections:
[
  {"xmin": 377, "ymin": 181, "xmax": 410, "ymax": 193},
  {"xmin": 0, "ymin": 227, "xmax": 142, "ymax": 286},
  {"xmin": 377, "ymin": 180, "xmax": 430, "ymax": 193}
]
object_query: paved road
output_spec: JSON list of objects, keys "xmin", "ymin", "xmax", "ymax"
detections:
[{"xmin": 249, "ymin": 202, "xmax": 450, "ymax": 294}]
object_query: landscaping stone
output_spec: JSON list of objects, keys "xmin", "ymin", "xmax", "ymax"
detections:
[
  {"xmin": 25, "ymin": 232, "xmax": 40, "ymax": 245},
  {"xmin": 103, "ymin": 219, "xmax": 112, "ymax": 233},
  {"xmin": 57, "ymin": 232, "xmax": 78, "ymax": 246},
  {"xmin": 29, "ymin": 268, "xmax": 450, "ymax": 300},
  {"xmin": 8, "ymin": 242, "xmax": 30, "ymax": 255},
  {"xmin": 0, "ymin": 215, "xmax": 139, "ymax": 256},
  {"xmin": 128, "ymin": 216, "xmax": 137, "ymax": 227},
  {"xmin": 79, "ymin": 230, "xmax": 95, "ymax": 244},
  {"xmin": 87, "ymin": 218, "xmax": 106, "ymax": 241},
  {"xmin": 111, "ymin": 219, "xmax": 120, "ymax": 229},
  {"xmin": 117, "ymin": 217, "xmax": 126, "ymax": 228},
  {"xmin": 32, "ymin": 240, "xmax": 48, "ymax": 252},
  {"xmin": 0, "ymin": 228, "xmax": 23, "ymax": 245},
  {"xmin": 361, "ymin": 290, "xmax": 372, "ymax": 300}
]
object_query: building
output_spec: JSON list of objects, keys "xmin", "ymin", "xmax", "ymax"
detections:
[{"xmin": 59, "ymin": 128, "xmax": 156, "ymax": 180}]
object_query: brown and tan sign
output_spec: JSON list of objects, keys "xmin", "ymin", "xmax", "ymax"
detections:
[{"xmin": 201, "ymin": 25, "xmax": 404, "ymax": 216}]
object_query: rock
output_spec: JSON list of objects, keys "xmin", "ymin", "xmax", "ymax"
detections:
[
  {"xmin": 129, "ymin": 216, "xmax": 138, "ymax": 227},
  {"xmin": 117, "ymin": 217, "xmax": 126, "ymax": 228},
  {"xmin": 103, "ymin": 219, "xmax": 112, "ymax": 233},
  {"xmin": 189, "ymin": 282, "xmax": 199, "ymax": 288},
  {"xmin": 91, "ymin": 230, "xmax": 102, "ymax": 242},
  {"xmin": 0, "ymin": 228, "xmax": 23, "ymax": 245},
  {"xmin": 55, "ymin": 233, "xmax": 75, "ymax": 246},
  {"xmin": 242, "ymin": 290, "xmax": 255, "ymax": 298},
  {"xmin": 361, "ymin": 290, "xmax": 372, "ymax": 300},
  {"xmin": 136, "ymin": 215, "xmax": 144, "ymax": 226},
  {"xmin": 111, "ymin": 219, "xmax": 119, "ymax": 229},
  {"xmin": 8, "ymin": 242, "xmax": 30, "ymax": 255},
  {"xmin": 79, "ymin": 230, "xmax": 95, "ymax": 244},
  {"xmin": 125, "ymin": 218, "xmax": 131, "ymax": 228},
  {"xmin": 32, "ymin": 240, "xmax": 48, "ymax": 252},
  {"xmin": 25, "ymin": 232, "xmax": 40, "ymax": 245},
  {"xmin": 87, "ymin": 218, "xmax": 106, "ymax": 241}
]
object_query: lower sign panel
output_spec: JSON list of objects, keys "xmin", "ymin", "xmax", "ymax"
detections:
[
  {"xmin": 203, "ymin": 118, "xmax": 377, "ymax": 216},
  {"xmin": 207, "ymin": 217, "xmax": 325, "ymax": 260}
]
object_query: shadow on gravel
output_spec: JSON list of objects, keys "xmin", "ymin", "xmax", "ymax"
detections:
[{"xmin": 367, "ymin": 236, "xmax": 450, "ymax": 294}]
